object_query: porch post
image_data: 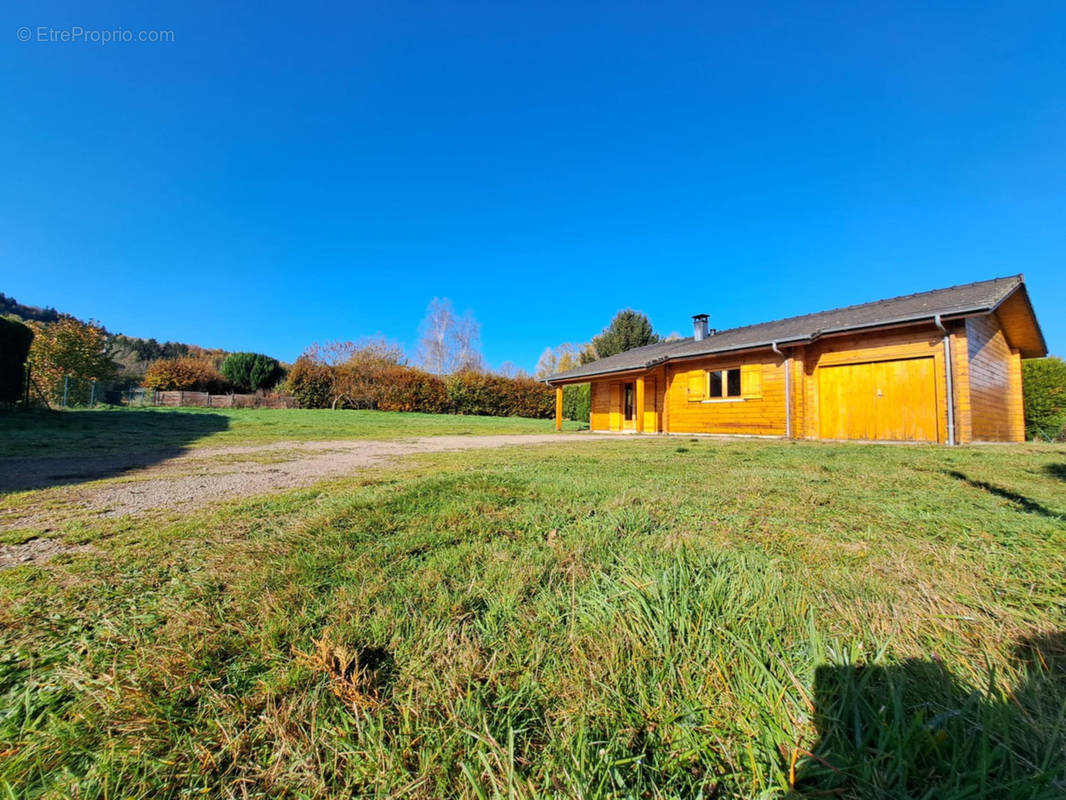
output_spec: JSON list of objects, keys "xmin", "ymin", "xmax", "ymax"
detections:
[
  {"xmin": 635, "ymin": 375, "xmax": 645, "ymax": 433},
  {"xmin": 555, "ymin": 386, "xmax": 563, "ymax": 431}
]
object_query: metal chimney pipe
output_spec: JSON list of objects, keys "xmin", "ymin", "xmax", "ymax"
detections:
[{"xmin": 692, "ymin": 314, "xmax": 709, "ymax": 341}]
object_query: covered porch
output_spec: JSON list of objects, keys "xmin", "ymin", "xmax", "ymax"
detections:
[{"xmin": 550, "ymin": 366, "xmax": 665, "ymax": 433}]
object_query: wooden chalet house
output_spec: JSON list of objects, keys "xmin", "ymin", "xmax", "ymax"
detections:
[{"xmin": 546, "ymin": 276, "xmax": 1046, "ymax": 444}]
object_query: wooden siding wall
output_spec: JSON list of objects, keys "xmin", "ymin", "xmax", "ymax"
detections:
[
  {"xmin": 789, "ymin": 351, "xmax": 806, "ymax": 438},
  {"xmin": 994, "ymin": 289, "xmax": 1046, "ymax": 357},
  {"xmin": 589, "ymin": 379, "xmax": 611, "ymax": 431},
  {"xmin": 648, "ymin": 365, "xmax": 667, "ymax": 432},
  {"xmin": 966, "ymin": 314, "xmax": 1024, "ymax": 442},
  {"xmin": 664, "ymin": 355, "xmax": 786, "ymax": 436},
  {"xmin": 949, "ymin": 323, "xmax": 973, "ymax": 444}
]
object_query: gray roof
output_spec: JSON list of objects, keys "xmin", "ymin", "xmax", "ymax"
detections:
[{"xmin": 546, "ymin": 275, "xmax": 1028, "ymax": 383}]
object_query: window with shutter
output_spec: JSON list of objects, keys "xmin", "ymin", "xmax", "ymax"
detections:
[
  {"xmin": 687, "ymin": 372, "xmax": 705, "ymax": 401},
  {"xmin": 742, "ymin": 365, "xmax": 762, "ymax": 398}
]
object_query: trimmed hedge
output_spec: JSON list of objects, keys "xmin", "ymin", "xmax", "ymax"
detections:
[
  {"xmin": 444, "ymin": 371, "xmax": 509, "ymax": 416},
  {"xmin": 445, "ymin": 371, "xmax": 553, "ymax": 418},
  {"xmin": 286, "ymin": 358, "xmax": 554, "ymax": 418},
  {"xmin": 563, "ymin": 383, "xmax": 591, "ymax": 423},
  {"xmin": 378, "ymin": 366, "xmax": 449, "ymax": 413},
  {"xmin": 0, "ymin": 317, "xmax": 34, "ymax": 404},
  {"xmin": 1022, "ymin": 356, "xmax": 1066, "ymax": 441}
]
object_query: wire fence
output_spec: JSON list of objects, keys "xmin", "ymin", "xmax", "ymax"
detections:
[{"xmin": 34, "ymin": 376, "xmax": 297, "ymax": 410}]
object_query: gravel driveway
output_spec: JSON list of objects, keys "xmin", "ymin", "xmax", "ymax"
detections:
[{"xmin": 0, "ymin": 434, "xmax": 613, "ymax": 567}]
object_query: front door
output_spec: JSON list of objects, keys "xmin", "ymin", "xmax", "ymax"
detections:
[{"xmin": 622, "ymin": 382, "xmax": 636, "ymax": 430}]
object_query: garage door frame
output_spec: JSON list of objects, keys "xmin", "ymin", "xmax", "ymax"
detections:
[
  {"xmin": 807, "ymin": 331, "xmax": 948, "ymax": 443},
  {"xmin": 817, "ymin": 356, "xmax": 941, "ymax": 442}
]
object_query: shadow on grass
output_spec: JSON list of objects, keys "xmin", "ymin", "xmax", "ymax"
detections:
[
  {"xmin": 0, "ymin": 409, "xmax": 229, "ymax": 491},
  {"xmin": 945, "ymin": 469, "xmax": 1061, "ymax": 519},
  {"xmin": 796, "ymin": 631, "xmax": 1066, "ymax": 798},
  {"xmin": 1043, "ymin": 463, "xmax": 1066, "ymax": 483}
]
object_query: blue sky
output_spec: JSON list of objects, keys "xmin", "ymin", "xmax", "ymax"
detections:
[{"xmin": 2, "ymin": 1, "xmax": 1063, "ymax": 370}]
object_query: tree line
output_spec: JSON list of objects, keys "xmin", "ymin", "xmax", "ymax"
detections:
[
  {"xmin": 0, "ymin": 297, "xmax": 556, "ymax": 419},
  {"xmin": 286, "ymin": 338, "xmax": 553, "ymax": 417}
]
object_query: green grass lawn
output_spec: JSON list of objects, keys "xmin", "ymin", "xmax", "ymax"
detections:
[
  {"xmin": 1, "ymin": 430, "xmax": 1065, "ymax": 798},
  {"xmin": 0, "ymin": 407, "xmax": 585, "ymax": 458}
]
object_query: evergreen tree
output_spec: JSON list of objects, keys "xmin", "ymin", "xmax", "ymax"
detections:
[
  {"xmin": 220, "ymin": 352, "xmax": 285, "ymax": 392},
  {"xmin": 585, "ymin": 309, "xmax": 659, "ymax": 361}
]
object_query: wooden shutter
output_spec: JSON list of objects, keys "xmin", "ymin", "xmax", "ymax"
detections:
[
  {"xmin": 742, "ymin": 365, "xmax": 762, "ymax": 398},
  {"xmin": 687, "ymin": 372, "xmax": 705, "ymax": 401}
]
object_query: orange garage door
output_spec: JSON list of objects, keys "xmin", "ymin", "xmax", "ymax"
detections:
[{"xmin": 818, "ymin": 357, "xmax": 939, "ymax": 442}]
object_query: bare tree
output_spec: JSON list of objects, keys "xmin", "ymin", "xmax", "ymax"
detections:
[
  {"xmin": 535, "ymin": 343, "xmax": 582, "ymax": 378},
  {"xmin": 305, "ymin": 337, "xmax": 405, "ymax": 368},
  {"xmin": 417, "ymin": 299, "xmax": 485, "ymax": 374},
  {"xmin": 306, "ymin": 340, "xmax": 358, "ymax": 367},
  {"xmin": 418, "ymin": 298, "xmax": 455, "ymax": 375},
  {"xmin": 299, "ymin": 337, "xmax": 407, "ymax": 409},
  {"xmin": 453, "ymin": 311, "xmax": 484, "ymax": 372},
  {"xmin": 534, "ymin": 348, "xmax": 557, "ymax": 379}
]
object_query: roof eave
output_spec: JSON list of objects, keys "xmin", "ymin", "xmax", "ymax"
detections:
[
  {"xmin": 989, "ymin": 282, "xmax": 1049, "ymax": 358},
  {"xmin": 543, "ymin": 365, "xmax": 654, "ymax": 385}
]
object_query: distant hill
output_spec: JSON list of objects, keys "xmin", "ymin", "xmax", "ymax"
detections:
[
  {"xmin": 0, "ymin": 292, "xmax": 62, "ymax": 324},
  {"xmin": 1, "ymin": 291, "xmax": 232, "ymax": 382}
]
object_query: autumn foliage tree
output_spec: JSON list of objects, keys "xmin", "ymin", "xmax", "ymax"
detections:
[
  {"xmin": 286, "ymin": 356, "xmax": 334, "ymax": 409},
  {"xmin": 143, "ymin": 357, "xmax": 228, "ymax": 392},
  {"xmin": 28, "ymin": 317, "xmax": 116, "ymax": 406},
  {"xmin": 331, "ymin": 340, "xmax": 408, "ymax": 409},
  {"xmin": 286, "ymin": 339, "xmax": 407, "ymax": 409},
  {"xmin": 535, "ymin": 343, "xmax": 584, "ymax": 378}
]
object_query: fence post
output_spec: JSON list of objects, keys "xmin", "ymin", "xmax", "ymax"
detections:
[
  {"xmin": 89, "ymin": 381, "xmax": 96, "ymax": 408},
  {"xmin": 62, "ymin": 375, "xmax": 69, "ymax": 408}
]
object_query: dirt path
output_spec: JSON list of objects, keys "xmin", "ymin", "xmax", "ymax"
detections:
[{"xmin": 0, "ymin": 434, "xmax": 616, "ymax": 566}]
